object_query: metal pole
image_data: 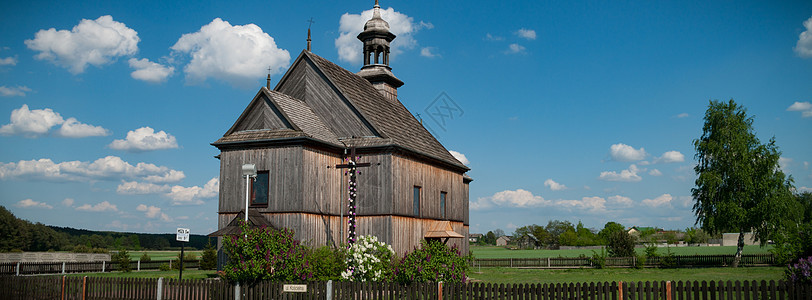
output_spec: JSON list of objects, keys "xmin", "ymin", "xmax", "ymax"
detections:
[
  {"xmin": 245, "ymin": 174, "xmax": 250, "ymax": 223},
  {"xmin": 179, "ymin": 243, "xmax": 184, "ymax": 280}
]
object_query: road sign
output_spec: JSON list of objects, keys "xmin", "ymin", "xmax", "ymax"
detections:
[{"xmin": 176, "ymin": 228, "xmax": 190, "ymax": 242}]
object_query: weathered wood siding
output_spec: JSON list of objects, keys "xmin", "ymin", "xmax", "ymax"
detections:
[
  {"xmin": 218, "ymin": 146, "xmax": 304, "ymax": 213},
  {"xmin": 276, "ymin": 58, "xmax": 377, "ymax": 139},
  {"xmin": 391, "ymin": 154, "xmax": 466, "ymax": 223}
]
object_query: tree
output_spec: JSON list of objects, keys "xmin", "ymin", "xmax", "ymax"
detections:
[
  {"xmin": 598, "ymin": 222, "xmax": 625, "ymax": 244},
  {"xmin": 199, "ymin": 242, "xmax": 217, "ymax": 270},
  {"xmin": 513, "ymin": 224, "xmax": 549, "ymax": 248},
  {"xmin": 770, "ymin": 192, "xmax": 812, "ymax": 264},
  {"xmin": 544, "ymin": 220, "xmax": 574, "ymax": 249},
  {"xmin": 692, "ymin": 99, "xmax": 794, "ymax": 267},
  {"xmin": 607, "ymin": 231, "xmax": 635, "ymax": 257}
]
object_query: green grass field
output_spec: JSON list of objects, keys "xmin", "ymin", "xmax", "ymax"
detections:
[
  {"xmin": 126, "ymin": 250, "xmax": 202, "ymax": 261},
  {"xmin": 467, "ymin": 267, "xmax": 785, "ymax": 284},
  {"xmin": 470, "ymin": 245, "xmax": 773, "ymax": 259},
  {"xmin": 59, "ymin": 270, "xmax": 216, "ymax": 280}
]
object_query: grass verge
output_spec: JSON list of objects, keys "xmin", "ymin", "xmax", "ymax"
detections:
[{"xmin": 467, "ymin": 266, "xmax": 785, "ymax": 284}]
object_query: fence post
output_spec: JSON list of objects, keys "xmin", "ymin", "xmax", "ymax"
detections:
[
  {"xmin": 62, "ymin": 262, "xmax": 66, "ymax": 274},
  {"xmin": 16, "ymin": 262, "xmax": 20, "ymax": 276},
  {"xmin": 82, "ymin": 276, "xmax": 87, "ymax": 300},
  {"xmin": 137, "ymin": 260, "xmax": 140, "ymax": 271},
  {"xmin": 326, "ymin": 280, "xmax": 333, "ymax": 300},
  {"xmin": 62, "ymin": 275, "xmax": 66, "ymax": 300},
  {"xmin": 156, "ymin": 277, "xmax": 163, "ymax": 300},
  {"xmin": 234, "ymin": 283, "xmax": 241, "ymax": 300},
  {"xmin": 618, "ymin": 281, "xmax": 623, "ymax": 300},
  {"xmin": 548, "ymin": 257, "xmax": 550, "ymax": 267},
  {"xmin": 633, "ymin": 256, "xmax": 636, "ymax": 268},
  {"xmin": 438, "ymin": 281, "xmax": 444, "ymax": 300},
  {"xmin": 510, "ymin": 258, "xmax": 513, "ymax": 268},
  {"xmin": 102, "ymin": 261, "xmax": 105, "ymax": 272},
  {"xmin": 666, "ymin": 281, "xmax": 672, "ymax": 300}
]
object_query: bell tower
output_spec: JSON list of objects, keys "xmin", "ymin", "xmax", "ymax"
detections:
[{"xmin": 357, "ymin": 0, "xmax": 404, "ymax": 102}]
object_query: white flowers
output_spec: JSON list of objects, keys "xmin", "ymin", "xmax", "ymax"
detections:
[{"xmin": 342, "ymin": 235, "xmax": 394, "ymax": 282}]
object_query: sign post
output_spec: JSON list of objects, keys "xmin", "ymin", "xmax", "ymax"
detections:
[{"xmin": 176, "ymin": 228, "xmax": 190, "ymax": 280}]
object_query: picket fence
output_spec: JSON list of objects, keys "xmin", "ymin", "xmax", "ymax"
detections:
[
  {"xmin": 0, "ymin": 259, "xmax": 200, "ymax": 276},
  {"xmin": 1, "ymin": 276, "xmax": 810, "ymax": 300},
  {"xmin": 473, "ymin": 254, "xmax": 775, "ymax": 268}
]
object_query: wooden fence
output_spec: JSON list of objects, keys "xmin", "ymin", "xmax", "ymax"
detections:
[
  {"xmin": 1, "ymin": 276, "xmax": 810, "ymax": 300},
  {"xmin": 0, "ymin": 259, "xmax": 200, "ymax": 276},
  {"xmin": 473, "ymin": 254, "xmax": 775, "ymax": 268}
]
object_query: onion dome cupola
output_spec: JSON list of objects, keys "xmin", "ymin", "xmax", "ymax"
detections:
[{"xmin": 357, "ymin": 0, "xmax": 404, "ymax": 102}]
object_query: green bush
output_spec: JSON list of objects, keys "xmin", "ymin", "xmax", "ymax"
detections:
[
  {"xmin": 200, "ymin": 244, "xmax": 217, "ymax": 270},
  {"xmin": 172, "ymin": 252, "xmax": 198, "ymax": 270},
  {"xmin": 660, "ymin": 248, "xmax": 677, "ymax": 268},
  {"xmin": 221, "ymin": 222, "xmax": 313, "ymax": 283},
  {"xmin": 342, "ymin": 235, "xmax": 394, "ymax": 282},
  {"xmin": 139, "ymin": 252, "xmax": 151, "ymax": 262},
  {"xmin": 591, "ymin": 248, "xmax": 607, "ymax": 269},
  {"xmin": 607, "ymin": 231, "xmax": 635, "ymax": 257},
  {"xmin": 394, "ymin": 240, "xmax": 472, "ymax": 284},
  {"xmin": 644, "ymin": 244, "xmax": 659, "ymax": 258},
  {"xmin": 634, "ymin": 254, "xmax": 647, "ymax": 269},
  {"xmin": 113, "ymin": 249, "xmax": 131, "ymax": 272},
  {"xmin": 309, "ymin": 246, "xmax": 347, "ymax": 281},
  {"xmin": 158, "ymin": 263, "xmax": 171, "ymax": 271}
]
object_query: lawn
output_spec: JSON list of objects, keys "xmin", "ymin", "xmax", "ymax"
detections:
[
  {"xmin": 59, "ymin": 269, "xmax": 217, "ymax": 280},
  {"xmin": 126, "ymin": 250, "xmax": 202, "ymax": 261},
  {"xmin": 470, "ymin": 245, "xmax": 773, "ymax": 259},
  {"xmin": 467, "ymin": 267, "xmax": 786, "ymax": 284}
]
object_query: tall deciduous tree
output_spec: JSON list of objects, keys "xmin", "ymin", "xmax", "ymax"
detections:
[{"xmin": 692, "ymin": 99, "xmax": 794, "ymax": 267}]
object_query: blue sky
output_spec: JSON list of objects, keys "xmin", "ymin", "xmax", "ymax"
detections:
[{"xmin": 1, "ymin": 1, "xmax": 811, "ymax": 237}]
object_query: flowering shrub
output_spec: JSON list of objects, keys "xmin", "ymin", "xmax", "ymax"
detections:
[
  {"xmin": 341, "ymin": 235, "xmax": 394, "ymax": 282},
  {"xmin": 786, "ymin": 256, "xmax": 812, "ymax": 284},
  {"xmin": 394, "ymin": 240, "xmax": 472, "ymax": 284},
  {"xmin": 221, "ymin": 222, "xmax": 313, "ymax": 283},
  {"xmin": 309, "ymin": 246, "xmax": 347, "ymax": 281}
]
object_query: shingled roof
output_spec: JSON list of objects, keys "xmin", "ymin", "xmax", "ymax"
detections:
[{"xmin": 214, "ymin": 50, "xmax": 468, "ymax": 172}]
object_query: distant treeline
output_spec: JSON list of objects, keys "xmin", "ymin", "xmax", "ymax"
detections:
[{"xmin": 0, "ymin": 206, "xmax": 211, "ymax": 252}]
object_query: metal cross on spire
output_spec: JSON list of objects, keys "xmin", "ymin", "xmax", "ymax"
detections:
[{"xmin": 306, "ymin": 17, "xmax": 315, "ymax": 29}]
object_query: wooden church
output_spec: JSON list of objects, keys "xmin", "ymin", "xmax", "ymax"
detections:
[{"xmin": 211, "ymin": 1, "xmax": 471, "ymax": 256}]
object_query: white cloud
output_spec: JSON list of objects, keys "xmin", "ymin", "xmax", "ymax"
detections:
[
  {"xmin": 676, "ymin": 113, "xmax": 689, "ymax": 118},
  {"xmin": 608, "ymin": 195, "xmax": 633, "ymax": 207},
  {"xmin": 609, "ymin": 143, "xmax": 647, "ymax": 162},
  {"xmin": 787, "ymin": 101, "xmax": 812, "ymax": 118},
  {"xmin": 62, "ymin": 198, "xmax": 74, "ymax": 207},
  {"xmin": 117, "ymin": 180, "xmax": 171, "ymax": 195},
  {"xmin": 136, "ymin": 204, "xmax": 171, "ymax": 222},
  {"xmin": 641, "ymin": 194, "xmax": 672, "ymax": 207},
  {"xmin": 0, "ymin": 104, "xmax": 108, "ymax": 138},
  {"xmin": 128, "ymin": 58, "xmax": 174, "ymax": 83},
  {"xmin": 335, "ymin": 6, "xmax": 430, "ymax": 64},
  {"xmin": 470, "ymin": 189, "xmax": 549, "ymax": 210},
  {"xmin": 420, "ymin": 47, "xmax": 439, "ymax": 58},
  {"xmin": 599, "ymin": 164, "xmax": 643, "ymax": 182},
  {"xmin": 167, "ymin": 178, "xmax": 219, "ymax": 205},
  {"xmin": 649, "ymin": 169, "xmax": 663, "ymax": 176},
  {"xmin": 144, "ymin": 170, "xmax": 185, "ymax": 183},
  {"xmin": 0, "ymin": 85, "xmax": 31, "ymax": 97},
  {"xmin": 449, "ymin": 150, "xmax": 469, "ymax": 165},
  {"xmin": 109, "ymin": 127, "xmax": 178, "ymax": 152},
  {"xmin": 56, "ymin": 117, "xmax": 110, "ymax": 138},
  {"xmin": 485, "ymin": 33, "xmax": 504, "ymax": 41},
  {"xmin": 171, "ymin": 18, "xmax": 290, "ymax": 85},
  {"xmin": 0, "ymin": 56, "xmax": 17, "ymax": 66},
  {"xmin": 798, "ymin": 186, "xmax": 812, "ymax": 193},
  {"xmin": 0, "ymin": 104, "xmax": 63, "ymax": 137},
  {"xmin": 779, "ymin": 157, "xmax": 793, "ymax": 171},
  {"xmin": 75, "ymin": 201, "xmax": 117, "ymax": 212},
  {"xmin": 654, "ymin": 151, "xmax": 685, "ymax": 164},
  {"xmin": 0, "ymin": 156, "xmax": 185, "ymax": 183},
  {"xmin": 505, "ymin": 43, "xmax": 526, "ymax": 54},
  {"xmin": 544, "ymin": 179, "xmax": 567, "ymax": 191},
  {"xmin": 15, "ymin": 199, "xmax": 53, "ymax": 209},
  {"xmin": 516, "ymin": 28, "xmax": 536, "ymax": 40},
  {"xmin": 25, "ymin": 15, "xmax": 139, "ymax": 74},
  {"xmin": 555, "ymin": 196, "xmax": 606, "ymax": 213},
  {"xmin": 795, "ymin": 16, "xmax": 812, "ymax": 58}
]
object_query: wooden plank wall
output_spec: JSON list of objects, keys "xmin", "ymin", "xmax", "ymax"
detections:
[
  {"xmin": 231, "ymin": 95, "xmax": 291, "ymax": 132},
  {"xmin": 391, "ymin": 154, "xmax": 466, "ymax": 223},
  {"xmin": 218, "ymin": 146, "xmax": 304, "ymax": 213}
]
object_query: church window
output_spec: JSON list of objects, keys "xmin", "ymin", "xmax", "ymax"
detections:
[
  {"xmin": 413, "ymin": 186, "xmax": 421, "ymax": 217},
  {"xmin": 440, "ymin": 191, "xmax": 447, "ymax": 219},
  {"xmin": 251, "ymin": 171, "xmax": 269, "ymax": 207}
]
